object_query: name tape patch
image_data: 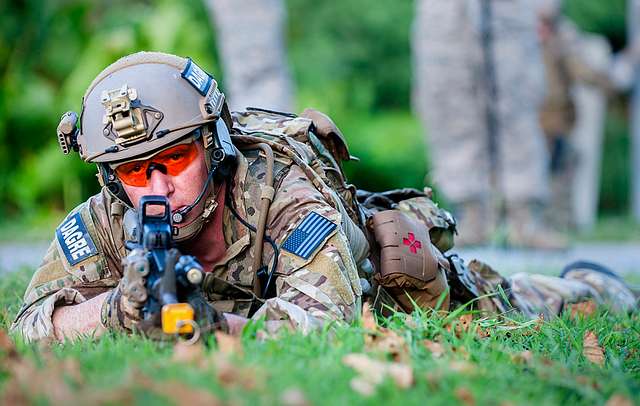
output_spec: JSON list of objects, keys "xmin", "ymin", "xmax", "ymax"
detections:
[
  {"xmin": 281, "ymin": 212, "xmax": 337, "ymax": 259},
  {"xmin": 181, "ymin": 58, "xmax": 212, "ymax": 96},
  {"xmin": 56, "ymin": 212, "xmax": 98, "ymax": 266}
]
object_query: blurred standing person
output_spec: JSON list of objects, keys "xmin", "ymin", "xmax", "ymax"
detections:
[
  {"xmin": 205, "ymin": 0, "xmax": 294, "ymax": 112},
  {"xmin": 536, "ymin": 0, "xmax": 613, "ymax": 231},
  {"xmin": 412, "ymin": 0, "xmax": 564, "ymax": 248}
]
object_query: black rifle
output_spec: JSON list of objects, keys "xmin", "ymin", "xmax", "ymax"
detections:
[{"xmin": 128, "ymin": 195, "xmax": 205, "ymax": 335}]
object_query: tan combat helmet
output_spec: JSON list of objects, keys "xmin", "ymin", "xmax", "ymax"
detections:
[
  {"xmin": 56, "ymin": 51, "xmax": 236, "ymax": 241},
  {"xmin": 77, "ymin": 51, "xmax": 229, "ymax": 163}
]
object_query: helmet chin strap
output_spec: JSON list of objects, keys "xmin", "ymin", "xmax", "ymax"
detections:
[{"xmin": 171, "ymin": 167, "xmax": 219, "ymax": 242}]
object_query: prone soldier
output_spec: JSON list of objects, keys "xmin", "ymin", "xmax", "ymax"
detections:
[{"xmin": 11, "ymin": 52, "xmax": 637, "ymax": 343}]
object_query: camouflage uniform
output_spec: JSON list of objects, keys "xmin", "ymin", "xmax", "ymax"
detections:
[
  {"xmin": 11, "ymin": 116, "xmax": 368, "ymax": 342},
  {"xmin": 447, "ymin": 257, "xmax": 637, "ymax": 320}
]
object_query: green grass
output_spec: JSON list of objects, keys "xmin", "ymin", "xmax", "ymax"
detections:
[
  {"xmin": 574, "ymin": 216, "xmax": 640, "ymax": 243},
  {"xmin": 1, "ymin": 268, "xmax": 638, "ymax": 405}
]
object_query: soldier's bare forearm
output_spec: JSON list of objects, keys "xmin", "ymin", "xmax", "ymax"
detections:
[
  {"xmin": 223, "ymin": 312, "xmax": 293, "ymax": 335},
  {"xmin": 223, "ymin": 313, "xmax": 249, "ymax": 335},
  {"xmin": 52, "ymin": 291, "xmax": 108, "ymax": 341}
]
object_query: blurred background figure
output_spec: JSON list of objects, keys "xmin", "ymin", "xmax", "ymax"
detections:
[
  {"xmin": 536, "ymin": 0, "xmax": 612, "ymax": 233},
  {"xmin": 535, "ymin": 0, "xmax": 637, "ymax": 233},
  {"xmin": 205, "ymin": 0, "xmax": 294, "ymax": 111},
  {"xmin": 412, "ymin": 0, "xmax": 565, "ymax": 248}
]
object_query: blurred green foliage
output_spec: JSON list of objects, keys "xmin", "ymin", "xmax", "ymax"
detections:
[
  {"xmin": 0, "ymin": 0, "xmax": 219, "ymax": 220},
  {"xmin": 565, "ymin": 0, "xmax": 628, "ymax": 50},
  {"xmin": 599, "ymin": 98, "xmax": 631, "ymax": 214},
  {"xmin": 0, "ymin": 0, "xmax": 634, "ymax": 225}
]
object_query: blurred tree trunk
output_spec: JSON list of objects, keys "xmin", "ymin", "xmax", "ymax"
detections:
[
  {"xmin": 205, "ymin": 0, "xmax": 295, "ymax": 112},
  {"xmin": 630, "ymin": 0, "xmax": 640, "ymax": 221}
]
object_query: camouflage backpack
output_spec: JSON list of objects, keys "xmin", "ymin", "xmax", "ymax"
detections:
[
  {"xmin": 230, "ymin": 107, "xmax": 458, "ymax": 313},
  {"xmin": 231, "ymin": 107, "xmax": 363, "ymax": 226}
]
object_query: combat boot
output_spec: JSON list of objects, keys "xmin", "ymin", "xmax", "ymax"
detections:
[
  {"xmin": 506, "ymin": 201, "xmax": 568, "ymax": 250},
  {"xmin": 561, "ymin": 261, "xmax": 637, "ymax": 313},
  {"xmin": 453, "ymin": 200, "xmax": 491, "ymax": 246}
]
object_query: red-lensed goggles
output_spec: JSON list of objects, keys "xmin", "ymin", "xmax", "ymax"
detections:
[{"xmin": 113, "ymin": 141, "xmax": 199, "ymax": 187}]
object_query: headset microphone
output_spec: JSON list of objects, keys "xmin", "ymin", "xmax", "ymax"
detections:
[{"xmin": 171, "ymin": 167, "xmax": 216, "ymax": 224}]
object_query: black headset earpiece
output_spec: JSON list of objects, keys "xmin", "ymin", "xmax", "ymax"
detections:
[
  {"xmin": 98, "ymin": 164, "xmax": 133, "ymax": 207},
  {"xmin": 211, "ymin": 118, "xmax": 237, "ymax": 181}
]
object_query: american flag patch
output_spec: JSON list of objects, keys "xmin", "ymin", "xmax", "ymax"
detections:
[{"xmin": 281, "ymin": 212, "xmax": 337, "ymax": 259}]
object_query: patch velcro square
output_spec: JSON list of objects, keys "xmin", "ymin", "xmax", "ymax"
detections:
[
  {"xmin": 56, "ymin": 212, "xmax": 98, "ymax": 266},
  {"xmin": 181, "ymin": 58, "xmax": 212, "ymax": 96},
  {"xmin": 281, "ymin": 212, "xmax": 337, "ymax": 259}
]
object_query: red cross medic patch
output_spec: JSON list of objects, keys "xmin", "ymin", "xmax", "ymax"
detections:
[{"xmin": 403, "ymin": 232, "xmax": 422, "ymax": 254}]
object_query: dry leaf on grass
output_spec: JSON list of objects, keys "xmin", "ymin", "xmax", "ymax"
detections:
[
  {"xmin": 361, "ymin": 302, "xmax": 378, "ymax": 331},
  {"xmin": 350, "ymin": 377, "xmax": 377, "ymax": 397},
  {"xmin": 142, "ymin": 378, "xmax": 222, "ymax": 406},
  {"xmin": 451, "ymin": 345, "xmax": 470, "ymax": 360},
  {"xmin": 458, "ymin": 314, "xmax": 473, "ymax": 330},
  {"xmin": 475, "ymin": 325, "xmax": 492, "ymax": 339},
  {"xmin": 343, "ymin": 353, "xmax": 414, "ymax": 394},
  {"xmin": 455, "ymin": 387, "xmax": 476, "ymax": 406},
  {"xmin": 211, "ymin": 353, "xmax": 261, "ymax": 390},
  {"xmin": 404, "ymin": 314, "xmax": 418, "ymax": 330},
  {"xmin": 605, "ymin": 394, "xmax": 634, "ymax": 406},
  {"xmin": 448, "ymin": 360, "xmax": 476, "ymax": 374},
  {"xmin": 423, "ymin": 340, "xmax": 445, "ymax": 358},
  {"xmin": 366, "ymin": 328, "xmax": 409, "ymax": 363},
  {"xmin": 386, "ymin": 362, "xmax": 414, "ymax": 389},
  {"xmin": 583, "ymin": 331, "xmax": 605, "ymax": 366},
  {"xmin": 173, "ymin": 341, "xmax": 205, "ymax": 364},
  {"xmin": 575, "ymin": 375, "xmax": 601, "ymax": 390},
  {"xmin": 510, "ymin": 350, "xmax": 533, "ymax": 365},
  {"xmin": 446, "ymin": 314, "xmax": 474, "ymax": 337},
  {"xmin": 0, "ymin": 330, "xmax": 18, "ymax": 360},
  {"xmin": 280, "ymin": 388, "xmax": 311, "ymax": 406},
  {"xmin": 425, "ymin": 371, "xmax": 442, "ymax": 390},
  {"xmin": 4, "ymin": 353, "xmax": 78, "ymax": 405},
  {"xmin": 1, "ymin": 347, "xmax": 138, "ymax": 406},
  {"xmin": 361, "ymin": 304, "xmax": 409, "ymax": 362},
  {"xmin": 569, "ymin": 300, "xmax": 597, "ymax": 319},
  {"xmin": 215, "ymin": 331, "xmax": 243, "ymax": 355},
  {"xmin": 343, "ymin": 353, "xmax": 387, "ymax": 385}
]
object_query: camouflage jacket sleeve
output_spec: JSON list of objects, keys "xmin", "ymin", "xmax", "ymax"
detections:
[
  {"xmin": 10, "ymin": 192, "xmax": 124, "ymax": 342},
  {"xmin": 251, "ymin": 165, "xmax": 363, "ymax": 334}
]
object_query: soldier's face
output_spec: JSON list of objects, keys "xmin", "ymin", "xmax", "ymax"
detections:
[{"xmin": 120, "ymin": 141, "xmax": 210, "ymax": 226}]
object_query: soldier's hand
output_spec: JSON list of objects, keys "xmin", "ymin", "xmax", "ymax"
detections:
[
  {"xmin": 185, "ymin": 288, "xmax": 228, "ymax": 333},
  {"xmin": 100, "ymin": 248, "xmax": 149, "ymax": 332}
]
